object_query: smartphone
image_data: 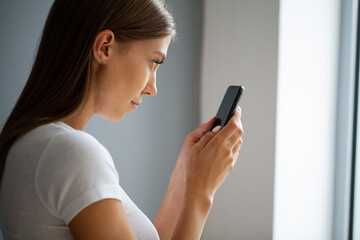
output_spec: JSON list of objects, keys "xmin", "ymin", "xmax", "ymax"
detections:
[{"xmin": 213, "ymin": 85, "xmax": 244, "ymax": 130}]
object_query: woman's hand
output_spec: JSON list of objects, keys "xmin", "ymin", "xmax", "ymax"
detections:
[
  {"xmin": 185, "ymin": 107, "xmax": 244, "ymax": 202},
  {"xmin": 153, "ymin": 116, "xmax": 217, "ymax": 240},
  {"xmin": 171, "ymin": 107, "xmax": 244, "ymax": 239},
  {"xmin": 175, "ymin": 116, "xmax": 217, "ymax": 175}
]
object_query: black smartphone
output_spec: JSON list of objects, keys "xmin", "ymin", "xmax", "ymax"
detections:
[{"xmin": 213, "ymin": 85, "xmax": 244, "ymax": 130}]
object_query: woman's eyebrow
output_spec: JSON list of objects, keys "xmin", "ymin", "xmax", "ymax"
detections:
[{"xmin": 153, "ymin": 51, "xmax": 166, "ymax": 61}]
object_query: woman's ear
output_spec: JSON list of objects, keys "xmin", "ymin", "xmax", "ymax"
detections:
[{"xmin": 92, "ymin": 30, "xmax": 115, "ymax": 65}]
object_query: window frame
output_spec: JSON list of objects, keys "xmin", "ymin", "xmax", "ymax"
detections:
[{"xmin": 333, "ymin": 0, "xmax": 359, "ymax": 239}]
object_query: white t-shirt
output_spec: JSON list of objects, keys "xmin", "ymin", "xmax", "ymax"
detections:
[{"xmin": 0, "ymin": 122, "xmax": 159, "ymax": 240}]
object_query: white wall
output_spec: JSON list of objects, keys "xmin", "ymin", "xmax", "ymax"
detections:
[
  {"xmin": 200, "ymin": 0, "xmax": 279, "ymax": 239},
  {"xmin": 273, "ymin": 0, "xmax": 340, "ymax": 239}
]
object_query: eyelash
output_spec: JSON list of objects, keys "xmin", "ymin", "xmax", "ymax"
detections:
[{"xmin": 153, "ymin": 59, "xmax": 164, "ymax": 69}]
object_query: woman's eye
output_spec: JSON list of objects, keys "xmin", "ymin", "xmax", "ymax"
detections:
[{"xmin": 152, "ymin": 60, "xmax": 164, "ymax": 70}]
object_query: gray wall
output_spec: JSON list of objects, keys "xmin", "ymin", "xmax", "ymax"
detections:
[
  {"xmin": 0, "ymin": 0, "xmax": 203, "ymax": 238},
  {"xmin": 200, "ymin": 0, "xmax": 279, "ymax": 239},
  {"xmin": 0, "ymin": 1, "xmax": 54, "ymax": 238}
]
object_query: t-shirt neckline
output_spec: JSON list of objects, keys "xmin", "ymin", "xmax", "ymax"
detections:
[{"xmin": 54, "ymin": 121, "xmax": 75, "ymax": 131}]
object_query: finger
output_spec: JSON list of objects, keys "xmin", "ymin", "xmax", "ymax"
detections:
[
  {"xmin": 232, "ymin": 138, "xmax": 243, "ymax": 154},
  {"xmin": 233, "ymin": 151, "xmax": 240, "ymax": 165},
  {"xmin": 194, "ymin": 132, "xmax": 216, "ymax": 152},
  {"xmin": 237, "ymin": 106, "xmax": 242, "ymax": 119},
  {"xmin": 213, "ymin": 107, "xmax": 242, "ymax": 144},
  {"xmin": 234, "ymin": 151, "xmax": 240, "ymax": 161},
  {"xmin": 227, "ymin": 120, "xmax": 244, "ymax": 146},
  {"xmin": 188, "ymin": 117, "xmax": 217, "ymax": 143},
  {"xmin": 228, "ymin": 151, "xmax": 239, "ymax": 173}
]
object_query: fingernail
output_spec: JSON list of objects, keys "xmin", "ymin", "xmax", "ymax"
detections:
[
  {"xmin": 212, "ymin": 125, "xmax": 221, "ymax": 133},
  {"xmin": 237, "ymin": 106, "xmax": 241, "ymax": 113}
]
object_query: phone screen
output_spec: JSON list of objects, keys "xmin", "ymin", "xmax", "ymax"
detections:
[{"xmin": 213, "ymin": 85, "xmax": 244, "ymax": 129}]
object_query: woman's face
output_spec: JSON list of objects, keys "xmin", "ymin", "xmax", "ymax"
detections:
[{"xmin": 93, "ymin": 35, "xmax": 172, "ymax": 121}]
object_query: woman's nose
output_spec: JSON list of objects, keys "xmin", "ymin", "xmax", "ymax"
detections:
[{"xmin": 142, "ymin": 74, "xmax": 157, "ymax": 96}]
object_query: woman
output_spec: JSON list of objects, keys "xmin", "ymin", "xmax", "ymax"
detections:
[{"xmin": 0, "ymin": 0, "xmax": 244, "ymax": 239}]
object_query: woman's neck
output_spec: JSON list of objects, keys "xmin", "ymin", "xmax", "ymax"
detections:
[{"xmin": 62, "ymin": 93, "xmax": 95, "ymax": 130}]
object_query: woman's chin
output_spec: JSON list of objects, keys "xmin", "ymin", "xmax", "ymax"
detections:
[{"xmin": 98, "ymin": 111, "xmax": 126, "ymax": 122}]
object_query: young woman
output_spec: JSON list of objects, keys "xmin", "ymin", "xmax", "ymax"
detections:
[{"xmin": 0, "ymin": 0, "xmax": 244, "ymax": 239}]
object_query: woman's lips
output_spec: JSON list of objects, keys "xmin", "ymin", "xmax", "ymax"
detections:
[{"xmin": 131, "ymin": 101, "xmax": 140, "ymax": 110}]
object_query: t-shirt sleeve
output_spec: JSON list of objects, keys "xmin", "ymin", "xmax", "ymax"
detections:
[{"xmin": 34, "ymin": 130, "xmax": 123, "ymax": 225}]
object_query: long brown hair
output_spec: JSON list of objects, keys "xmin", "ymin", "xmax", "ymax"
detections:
[{"xmin": 0, "ymin": 0, "xmax": 175, "ymax": 184}]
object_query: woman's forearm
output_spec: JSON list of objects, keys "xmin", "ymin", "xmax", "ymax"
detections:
[
  {"xmin": 153, "ymin": 163, "xmax": 185, "ymax": 240},
  {"xmin": 171, "ymin": 187, "xmax": 212, "ymax": 240},
  {"xmin": 154, "ymin": 163, "xmax": 213, "ymax": 240}
]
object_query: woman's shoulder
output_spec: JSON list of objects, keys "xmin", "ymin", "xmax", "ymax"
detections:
[
  {"xmin": 17, "ymin": 121, "xmax": 96, "ymax": 145},
  {"xmin": 40, "ymin": 122, "xmax": 109, "ymax": 160},
  {"xmin": 34, "ymin": 124, "xmax": 121, "ymax": 224},
  {"xmin": 8, "ymin": 122, "xmax": 102, "ymax": 162},
  {"xmin": 13, "ymin": 121, "xmax": 111, "ymax": 166},
  {"xmin": 47, "ymin": 122, "xmax": 101, "ymax": 147},
  {"xmin": 35, "ymin": 122, "xmax": 117, "ymax": 187}
]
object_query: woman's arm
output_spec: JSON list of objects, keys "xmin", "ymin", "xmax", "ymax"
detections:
[
  {"xmin": 153, "ymin": 163, "xmax": 185, "ymax": 240},
  {"xmin": 153, "ymin": 117, "xmax": 217, "ymax": 239},
  {"xmin": 155, "ymin": 108, "xmax": 243, "ymax": 239},
  {"xmin": 171, "ymin": 188, "xmax": 212, "ymax": 240},
  {"xmin": 69, "ymin": 199, "xmax": 138, "ymax": 240}
]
